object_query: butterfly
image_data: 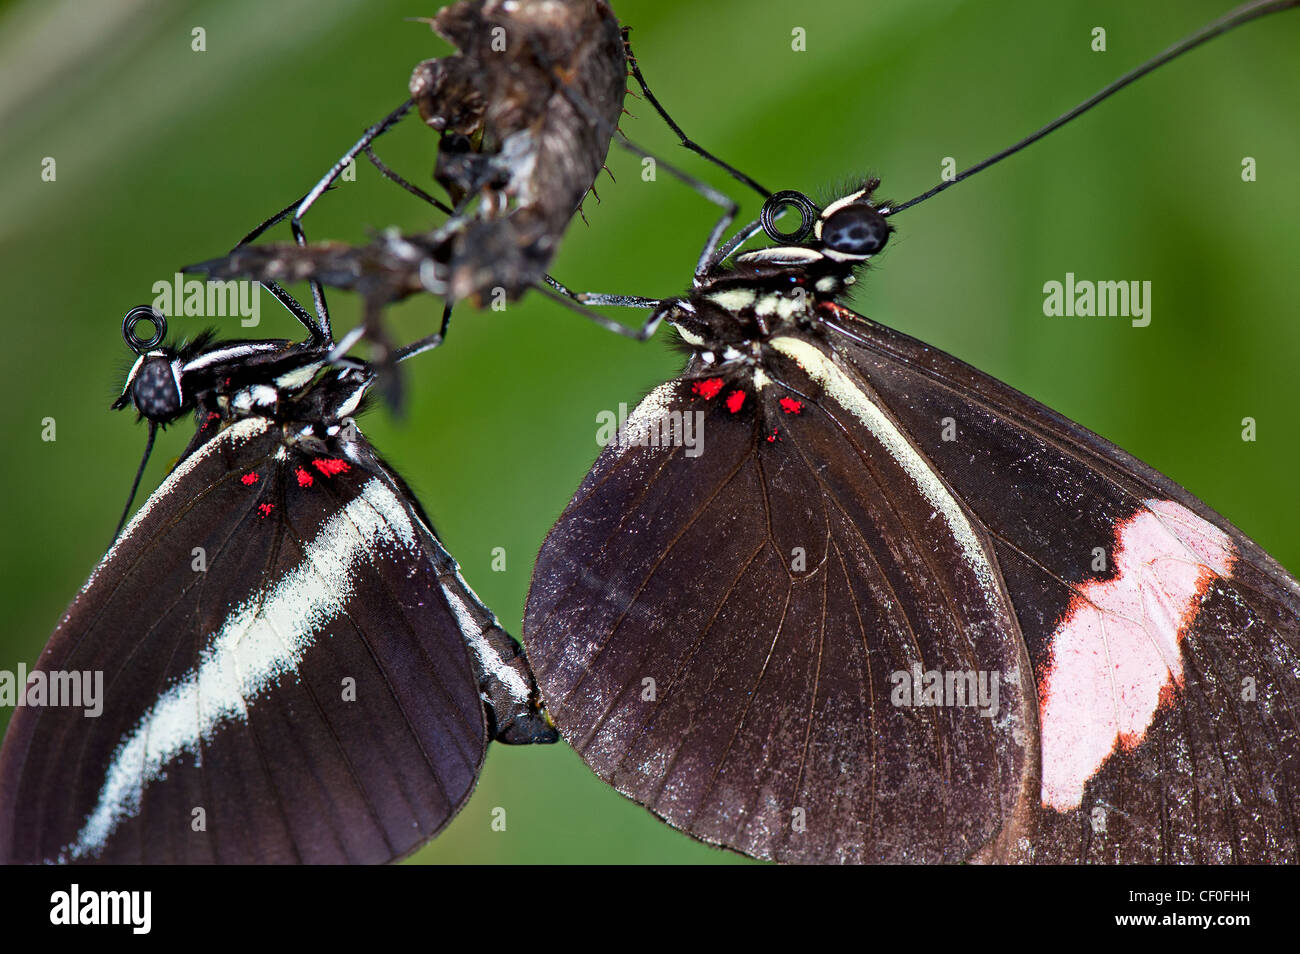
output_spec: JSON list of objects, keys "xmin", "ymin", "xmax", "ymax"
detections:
[
  {"xmin": 0, "ymin": 307, "xmax": 555, "ymax": 864},
  {"xmin": 521, "ymin": 1, "xmax": 1300, "ymax": 863}
]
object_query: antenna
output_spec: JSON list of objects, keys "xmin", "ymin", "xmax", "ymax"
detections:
[
  {"xmin": 885, "ymin": 0, "xmax": 1297, "ymax": 216},
  {"xmin": 111, "ymin": 420, "xmax": 157, "ymax": 546}
]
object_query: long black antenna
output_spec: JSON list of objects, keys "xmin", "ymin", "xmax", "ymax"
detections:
[
  {"xmin": 112, "ymin": 420, "xmax": 158, "ymax": 545},
  {"xmin": 886, "ymin": 0, "xmax": 1298, "ymax": 216}
]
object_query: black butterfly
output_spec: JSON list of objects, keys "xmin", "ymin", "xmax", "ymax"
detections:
[
  {"xmin": 522, "ymin": 1, "xmax": 1300, "ymax": 864},
  {"xmin": 524, "ymin": 176, "xmax": 1300, "ymax": 864},
  {"xmin": 0, "ymin": 307, "xmax": 554, "ymax": 864}
]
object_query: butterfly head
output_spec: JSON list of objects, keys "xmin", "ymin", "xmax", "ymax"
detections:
[
  {"xmin": 724, "ymin": 180, "xmax": 892, "ymax": 302},
  {"xmin": 670, "ymin": 182, "xmax": 895, "ymax": 359},
  {"xmin": 110, "ymin": 305, "xmax": 332, "ymax": 428},
  {"xmin": 113, "ymin": 307, "xmax": 187, "ymax": 423},
  {"xmin": 813, "ymin": 181, "xmax": 892, "ymax": 261}
]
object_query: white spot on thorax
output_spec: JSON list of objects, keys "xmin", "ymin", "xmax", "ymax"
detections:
[
  {"xmin": 334, "ymin": 382, "xmax": 368, "ymax": 420},
  {"xmin": 676, "ymin": 325, "xmax": 706, "ymax": 347},
  {"xmin": 736, "ymin": 247, "xmax": 823, "ymax": 265},
  {"xmin": 754, "ymin": 293, "xmax": 781, "ymax": 317},
  {"xmin": 708, "ymin": 288, "xmax": 756, "ymax": 311},
  {"xmin": 182, "ymin": 342, "xmax": 281, "ymax": 374},
  {"xmin": 232, "ymin": 384, "xmax": 278, "ymax": 412},
  {"xmin": 274, "ymin": 361, "xmax": 323, "ymax": 391}
]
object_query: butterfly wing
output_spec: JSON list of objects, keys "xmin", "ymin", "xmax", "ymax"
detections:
[
  {"xmin": 814, "ymin": 301, "xmax": 1300, "ymax": 863},
  {"xmin": 0, "ymin": 417, "xmax": 488, "ymax": 864},
  {"xmin": 526, "ymin": 294, "xmax": 1300, "ymax": 864},
  {"xmin": 525, "ymin": 371, "xmax": 1039, "ymax": 863}
]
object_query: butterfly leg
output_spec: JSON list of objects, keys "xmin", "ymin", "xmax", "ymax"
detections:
[
  {"xmin": 542, "ymin": 275, "xmax": 660, "ymax": 310},
  {"xmin": 229, "ymin": 99, "xmax": 417, "ymax": 345},
  {"xmin": 361, "ymin": 145, "xmax": 453, "ymax": 216},
  {"xmin": 285, "ymin": 100, "xmax": 417, "ymax": 344},
  {"xmin": 210, "ymin": 193, "xmax": 333, "ymax": 343},
  {"xmin": 527, "ymin": 35, "xmax": 744, "ymax": 285},
  {"xmin": 393, "ymin": 302, "xmax": 455, "ymax": 364},
  {"xmin": 535, "ymin": 281, "xmax": 670, "ymax": 341},
  {"xmin": 621, "ymin": 27, "xmax": 770, "ymax": 200}
]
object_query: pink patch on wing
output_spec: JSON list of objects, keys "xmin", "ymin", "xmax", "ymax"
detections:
[
  {"xmin": 313, "ymin": 458, "xmax": 349, "ymax": 477},
  {"xmin": 258, "ymin": 503, "xmax": 274, "ymax": 518},
  {"xmin": 240, "ymin": 473, "xmax": 259, "ymax": 486},
  {"xmin": 779, "ymin": 397, "xmax": 803, "ymax": 415},
  {"xmin": 725, "ymin": 390, "xmax": 745, "ymax": 414},
  {"xmin": 1037, "ymin": 499, "xmax": 1236, "ymax": 812},
  {"xmin": 296, "ymin": 467, "xmax": 313, "ymax": 487}
]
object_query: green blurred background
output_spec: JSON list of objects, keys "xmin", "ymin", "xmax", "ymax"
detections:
[{"xmin": 0, "ymin": 0, "xmax": 1295, "ymax": 864}]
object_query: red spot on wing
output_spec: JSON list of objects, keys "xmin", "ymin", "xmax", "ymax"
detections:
[
  {"xmin": 240, "ymin": 473, "xmax": 259, "ymax": 486},
  {"xmin": 692, "ymin": 378, "xmax": 724, "ymax": 400},
  {"xmin": 1037, "ymin": 500, "xmax": 1236, "ymax": 812},
  {"xmin": 313, "ymin": 458, "xmax": 350, "ymax": 477},
  {"xmin": 779, "ymin": 397, "xmax": 803, "ymax": 415},
  {"xmin": 258, "ymin": 503, "xmax": 274, "ymax": 518},
  {"xmin": 766, "ymin": 428, "xmax": 779, "ymax": 443},
  {"xmin": 725, "ymin": 390, "xmax": 745, "ymax": 414},
  {"xmin": 296, "ymin": 467, "xmax": 314, "ymax": 487}
]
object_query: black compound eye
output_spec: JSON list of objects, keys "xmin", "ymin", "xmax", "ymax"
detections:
[
  {"xmin": 821, "ymin": 205, "xmax": 890, "ymax": 256},
  {"xmin": 132, "ymin": 357, "xmax": 181, "ymax": 420}
]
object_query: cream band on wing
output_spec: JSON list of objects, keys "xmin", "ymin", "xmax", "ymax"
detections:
[{"xmin": 65, "ymin": 476, "xmax": 419, "ymax": 861}]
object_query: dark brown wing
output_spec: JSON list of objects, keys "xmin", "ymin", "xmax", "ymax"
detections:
[
  {"xmin": 525, "ymin": 365, "xmax": 1037, "ymax": 863},
  {"xmin": 819, "ymin": 301, "xmax": 1300, "ymax": 863},
  {"xmin": 0, "ymin": 418, "xmax": 487, "ymax": 864}
]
